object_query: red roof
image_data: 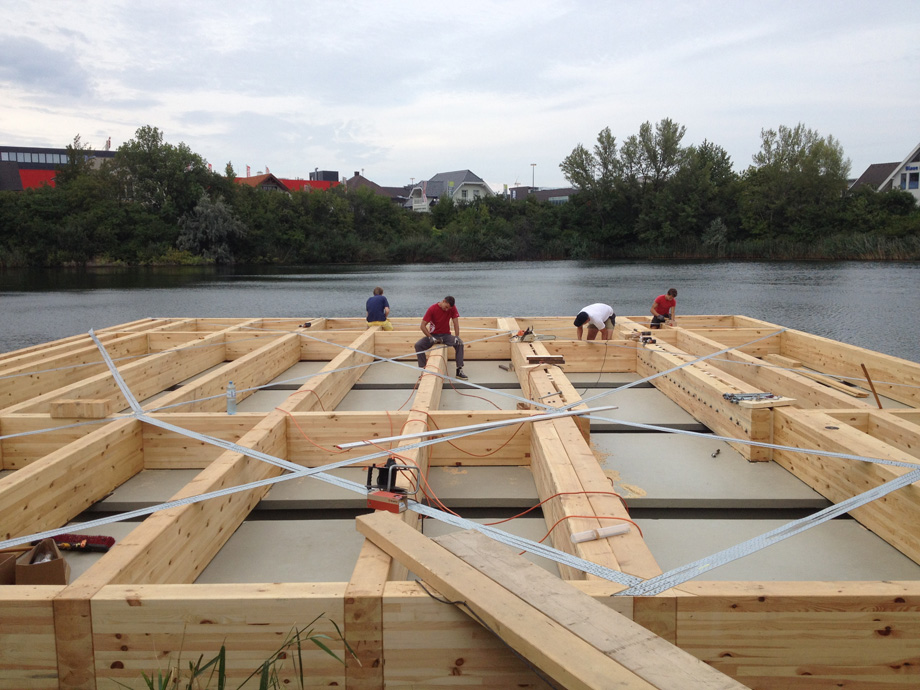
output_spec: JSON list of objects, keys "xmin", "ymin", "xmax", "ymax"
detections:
[
  {"xmin": 279, "ymin": 179, "xmax": 338, "ymax": 192},
  {"xmin": 20, "ymin": 169, "xmax": 57, "ymax": 189}
]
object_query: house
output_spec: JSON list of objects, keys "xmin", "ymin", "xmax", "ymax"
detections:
[
  {"xmin": 876, "ymin": 141, "xmax": 920, "ymax": 201},
  {"xmin": 234, "ymin": 173, "xmax": 290, "ymax": 192},
  {"xmin": 279, "ymin": 178, "xmax": 339, "ymax": 192},
  {"xmin": 508, "ymin": 185, "xmax": 576, "ymax": 205},
  {"xmin": 407, "ymin": 169, "xmax": 494, "ymax": 212},
  {"xmin": 343, "ymin": 171, "xmax": 409, "ymax": 202},
  {"xmin": 850, "ymin": 141, "xmax": 920, "ymax": 202},
  {"xmin": 849, "ymin": 162, "xmax": 900, "ymax": 193}
]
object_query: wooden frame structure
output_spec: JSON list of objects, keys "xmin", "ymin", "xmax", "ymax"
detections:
[{"xmin": 1, "ymin": 315, "xmax": 919, "ymax": 689}]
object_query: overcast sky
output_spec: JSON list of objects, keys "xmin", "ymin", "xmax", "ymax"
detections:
[{"xmin": 2, "ymin": 2, "xmax": 917, "ymax": 191}]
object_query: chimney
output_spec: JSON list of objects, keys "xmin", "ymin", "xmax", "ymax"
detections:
[{"xmin": 354, "ymin": 171, "xmax": 360, "ymax": 177}]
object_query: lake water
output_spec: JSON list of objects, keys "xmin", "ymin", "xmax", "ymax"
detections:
[{"xmin": 0, "ymin": 260, "xmax": 917, "ymax": 363}]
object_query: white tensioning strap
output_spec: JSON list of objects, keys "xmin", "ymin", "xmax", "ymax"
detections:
[
  {"xmin": 617, "ymin": 467, "xmax": 920, "ymax": 596},
  {"xmin": 89, "ymin": 329, "xmax": 144, "ymax": 415}
]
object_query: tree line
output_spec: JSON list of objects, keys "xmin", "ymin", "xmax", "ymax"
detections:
[{"xmin": 0, "ymin": 121, "xmax": 918, "ymax": 267}]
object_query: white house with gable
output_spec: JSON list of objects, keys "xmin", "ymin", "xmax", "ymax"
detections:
[
  {"xmin": 877, "ymin": 142, "xmax": 920, "ymax": 202},
  {"xmin": 407, "ymin": 170, "xmax": 493, "ymax": 212}
]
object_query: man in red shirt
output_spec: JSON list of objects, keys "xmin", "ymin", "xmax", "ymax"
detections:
[
  {"xmin": 415, "ymin": 296, "xmax": 467, "ymax": 379},
  {"xmin": 650, "ymin": 288, "xmax": 678, "ymax": 328}
]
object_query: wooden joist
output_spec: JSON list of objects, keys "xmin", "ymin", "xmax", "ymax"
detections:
[{"xmin": 357, "ymin": 512, "xmax": 746, "ymax": 690}]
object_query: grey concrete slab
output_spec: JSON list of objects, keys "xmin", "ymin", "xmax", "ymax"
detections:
[
  {"xmin": 636, "ymin": 517, "xmax": 920, "ymax": 581},
  {"xmin": 87, "ymin": 469, "xmax": 200, "ymax": 512},
  {"xmin": 582, "ymin": 388, "xmax": 708, "ymax": 431},
  {"xmin": 566, "ymin": 371, "xmax": 643, "ymax": 386},
  {"xmin": 591, "ymin": 432, "xmax": 829, "ymax": 509},
  {"xmin": 237, "ymin": 389, "xmax": 294, "ymax": 412},
  {"xmin": 196, "ymin": 519, "xmax": 366, "ymax": 583},
  {"xmin": 335, "ymin": 389, "xmax": 421, "ymax": 411},
  {"xmin": 420, "ymin": 517, "xmax": 560, "ymax": 576},
  {"xmin": 356, "ymin": 359, "xmax": 427, "ymax": 385},
  {"xmin": 268, "ymin": 361, "xmax": 327, "ymax": 385},
  {"xmin": 426, "ymin": 466, "xmax": 538, "ymax": 508},
  {"xmin": 259, "ymin": 468, "xmax": 369, "ymax": 510},
  {"xmin": 438, "ymin": 387, "xmax": 523, "ymax": 411}
]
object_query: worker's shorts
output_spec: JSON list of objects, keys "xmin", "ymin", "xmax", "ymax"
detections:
[{"xmin": 367, "ymin": 320, "xmax": 393, "ymax": 331}]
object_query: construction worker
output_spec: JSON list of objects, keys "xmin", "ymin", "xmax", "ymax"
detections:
[
  {"xmin": 415, "ymin": 296, "xmax": 467, "ymax": 379},
  {"xmin": 366, "ymin": 286, "xmax": 393, "ymax": 331},
  {"xmin": 650, "ymin": 288, "xmax": 678, "ymax": 328},
  {"xmin": 574, "ymin": 303, "xmax": 615, "ymax": 340}
]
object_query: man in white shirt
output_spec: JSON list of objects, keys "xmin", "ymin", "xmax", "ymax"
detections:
[{"xmin": 574, "ymin": 303, "xmax": 615, "ymax": 340}]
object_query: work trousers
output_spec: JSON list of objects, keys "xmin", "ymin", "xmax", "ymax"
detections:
[{"xmin": 415, "ymin": 334, "xmax": 464, "ymax": 369}]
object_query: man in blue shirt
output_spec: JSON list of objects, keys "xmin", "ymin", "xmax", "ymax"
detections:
[{"xmin": 366, "ymin": 286, "xmax": 393, "ymax": 331}]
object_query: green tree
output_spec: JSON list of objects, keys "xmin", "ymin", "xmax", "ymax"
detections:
[
  {"xmin": 739, "ymin": 123, "xmax": 851, "ymax": 240},
  {"xmin": 113, "ymin": 125, "xmax": 213, "ymax": 224},
  {"xmin": 55, "ymin": 134, "xmax": 95, "ymax": 188},
  {"xmin": 177, "ymin": 193, "xmax": 247, "ymax": 263}
]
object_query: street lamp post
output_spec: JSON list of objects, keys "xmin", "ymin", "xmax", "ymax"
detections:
[{"xmin": 531, "ymin": 163, "xmax": 536, "ymax": 189}]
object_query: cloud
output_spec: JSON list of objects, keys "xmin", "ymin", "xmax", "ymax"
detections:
[{"xmin": 0, "ymin": 35, "xmax": 93, "ymax": 98}]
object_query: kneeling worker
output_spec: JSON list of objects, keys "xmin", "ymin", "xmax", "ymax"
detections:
[
  {"xmin": 650, "ymin": 288, "xmax": 677, "ymax": 328},
  {"xmin": 366, "ymin": 286, "xmax": 393, "ymax": 331},
  {"xmin": 415, "ymin": 296, "xmax": 467, "ymax": 379},
  {"xmin": 574, "ymin": 303, "xmax": 615, "ymax": 340}
]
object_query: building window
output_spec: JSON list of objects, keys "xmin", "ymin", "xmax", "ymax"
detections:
[
  {"xmin": 461, "ymin": 189, "xmax": 468, "ymax": 199},
  {"xmin": 901, "ymin": 174, "xmax": 908, "ymax": 190},
  {"xmin": 473, "ymin": 189, "xmax": 480, "ymax": 198},
  {"xmin": 0, "ymin": 152, "xmax": 8, "ymax": 161},
  {"xmin": 910, "ymin": 172, "xmax": 919, "ymax": 190}
]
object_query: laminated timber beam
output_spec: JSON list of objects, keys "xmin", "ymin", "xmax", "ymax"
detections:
[
  {"xmin": 636, "ymin": 339, "xmax": 790, "ymax": 461},
  {"xmin": 779, "ymin": 328, "xmax": 920, "ymax": 408},
  {"xmin": 3, "ymin": 320, "xmax": 267, "ymax": 415},
  {"xmin": 345, "ymin": 341, "xmax": 449, "ymax": 670},
  {"xmin": 676, "ymin": 330, "xmax": 873, "ymax": 410},
  {"xmin": 774, "ymin": 407, "xmax": 920, "ymax": 564},
  {"xmin": 529, "ymin": 415, "xmax": 662, "ymax": 580},
  {"xmin": 0, "ymin": 417, "xmax": 144, "ymax": 539},
  {"xmin": 357, "ymin": 512, "xmax": 747, "ymax": 690},
  {"xmin": 499, "ymin": 317, "xmax": 660, "ymax": 580},
  {"xmin": 148, "ymin": 332, "xmax": 302, "ymax": 413}
]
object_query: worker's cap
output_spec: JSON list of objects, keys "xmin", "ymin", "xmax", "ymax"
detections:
[{"xmin": 573, "ymin": 311, "xmax": 589, "ymax": 327}]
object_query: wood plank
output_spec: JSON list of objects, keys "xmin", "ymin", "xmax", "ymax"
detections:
[
  {"xmin": 357, "ymin": 511, "xmax": 660, "ymax": 690},
  {"xmin": 677, "ymin": 330, "xmax": 871, "ymax": 410},
  {"xmin": 345, "ymin": 541, "xmax": 389, "ymax": 690},
  {"xmin": 0, "ymin": 418, "xmax": 144, "ymax": 539},
  {"xmin": 762, "ymin": 354, "xmax": 869, "ymax": 397},
  {"xmin": 774, "ymin": 408, "xmax": 920, "ymax": 563},
  {"xmin": 0, "ymin": 586, "xmax": 59, "ymax": 690},
  {"xmin": 435, "ymin": 528, "xmax": 747, "ymax": 690},
  {"xmin": 781, "ymin": 328, "xmax": 920, "ymax": 408}
]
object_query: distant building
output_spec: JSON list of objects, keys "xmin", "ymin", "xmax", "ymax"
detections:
[
  {"xmin": 309, "ymin": 170, "xmax": 339, "ymax": 182},
  {"xmin": 344, "ymin": 172, "xmax": 408, "ymax": 203},
  {"xmin": 235, "ymin": 174, "xmax": 290, "ymax": 192},
  {"xmin": 508, "ymin": 185, "xmax": 576, "ymax": 205},
  {"xmin": 851, "ymin": 142, "xmax": 920, "ymax": 202},
  {"xmin": 0, "ymin": 144, "xmax": 115, "ymax": 191},
  {"xmin": 407, "ymin": 170, "xmax": 493, "ymax": 212}
]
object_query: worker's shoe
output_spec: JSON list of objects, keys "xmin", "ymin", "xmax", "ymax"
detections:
[{"xmin": 455, "ymin": 368, "xmax": 468, "ymax": 380}]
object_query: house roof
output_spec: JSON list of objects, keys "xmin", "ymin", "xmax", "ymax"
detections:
[
  {"xmin": 235, "ymin": 174, "xmax": 290, "ymax": 192},
  {"xmin": 344, "ymin": 172, "xmax": 389, "ymax": 195},
  {"xmin": 423, "ymin": 170, "xmax": 492, "ymax": 198},
  {"xmin": 849, "ymin": 162, "xmax": 899, "ymax": 192},
  {"xmin": 279, "ymin": 178, "xmax": 338, "ymax": 192},
  {"xmin": 876, "ymin": 142, "xmax": 920, "ymax": 192}
]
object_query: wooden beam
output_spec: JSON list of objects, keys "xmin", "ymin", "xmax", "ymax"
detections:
[
  {"xmin": 358, "ymin": 511, "xmax": 658, "ymax": 689},
  {"xmin": 435, "ymin": 528, "xmax": 748, "ymax": 690},
  {"xmin": 345, "ymin": 541, "xmax": 390, "ymax": 690},
  {"xmin": 677, "ymin": 330, "xmax": 871, "ymax": 410},
  {"xmin": 774, "ymin": 407, "xmax": 920, "ymax": 563},
  {"xmin": 780, "ymin": 328, "xmax": 920, "ymax": 408},
  {"xmin": 0, "ymin": 418, "xmax": 143, "ymax": 539}
]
